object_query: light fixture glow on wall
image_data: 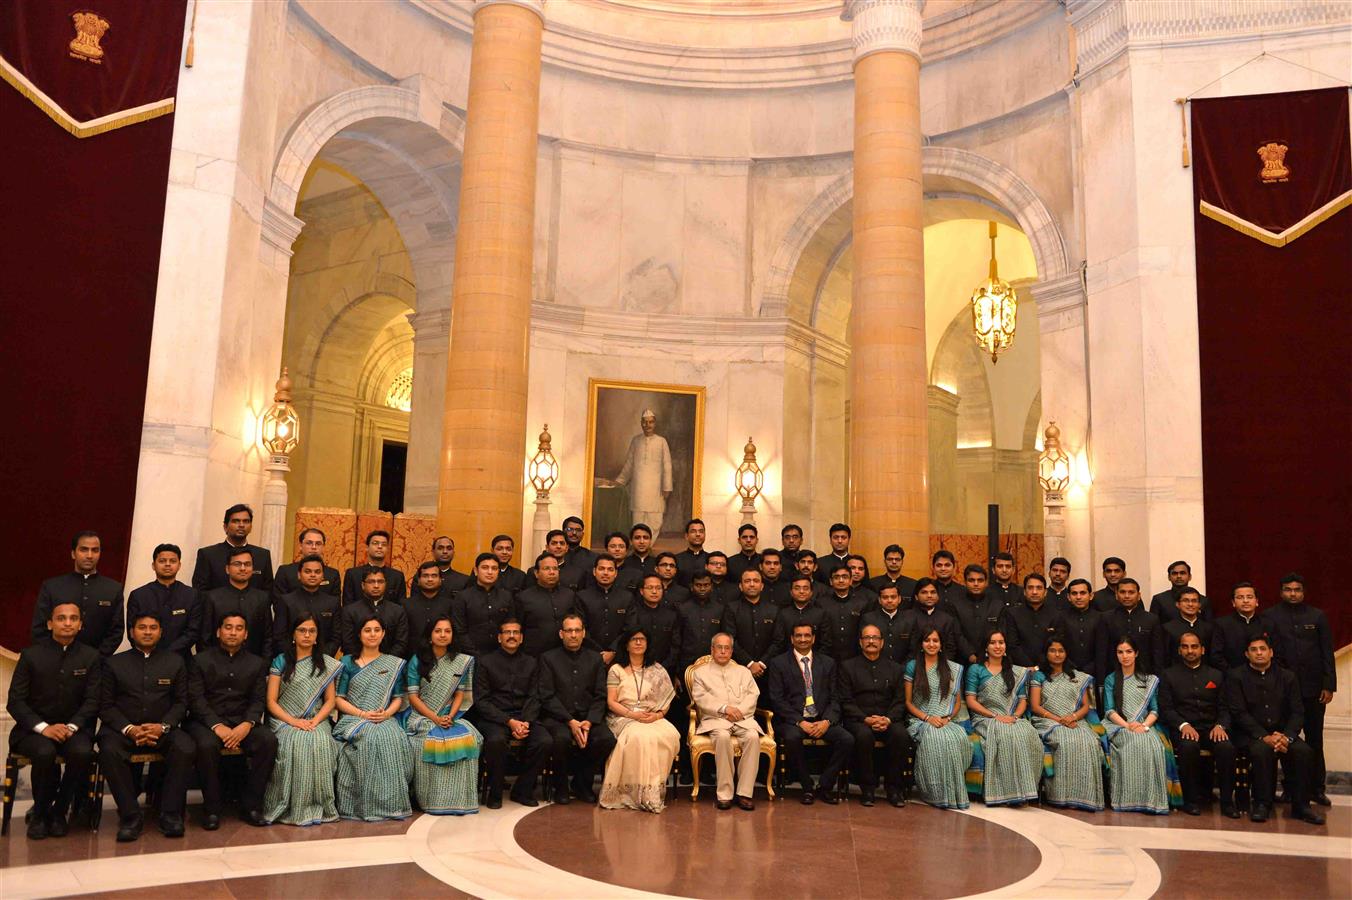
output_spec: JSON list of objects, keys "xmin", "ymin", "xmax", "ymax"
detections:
[
  {"xmin": 260, "ymin": 367, "xmax": 300, "ymax": 457},
  {"xmin": 970, "ymin": 220, "xmax": 1018, "ymax": 363}
]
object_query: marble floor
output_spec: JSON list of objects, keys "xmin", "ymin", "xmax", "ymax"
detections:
[{"xmin": 1, "ymin": 790, "xmax": 1347, "ymax": 899}]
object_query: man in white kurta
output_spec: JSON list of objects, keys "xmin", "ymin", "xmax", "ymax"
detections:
[
  {"xmin": 690, "ymin": 633, "xmax": 763, "ymax": 808},
  {"xmin": 614, "ymin": 410, "xmax": 673, "ymax": 531}
]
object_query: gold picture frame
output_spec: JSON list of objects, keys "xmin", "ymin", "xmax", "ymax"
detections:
[{"xmin": 583, "ymin": 378, "xmax": 705, "ymax": 550}]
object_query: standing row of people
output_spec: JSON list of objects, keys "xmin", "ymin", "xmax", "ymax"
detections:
[{"xmin": 12, "ymin": 510, "xmax": 1335, "ymax": 839}]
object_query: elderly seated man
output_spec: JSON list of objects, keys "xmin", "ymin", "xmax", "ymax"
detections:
[{"xmin": 689, "ymin": 633, "xmax": 763, "ymax": 810}]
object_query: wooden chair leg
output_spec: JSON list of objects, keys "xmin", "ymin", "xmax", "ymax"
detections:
[
  {"xmin": 690, "ymin": 751, "xmax": 702, "ymax": 801},
  {"xmin": 90, "ymin": 762, "xmax": 105, "ymax": 832},
  {"xmin": 2, "ymin": 756, "xmax": 18, "ymax": 837}
]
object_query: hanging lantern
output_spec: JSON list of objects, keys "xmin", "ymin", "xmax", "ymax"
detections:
[
  {"xmin": 527, "ymin": 424, "xmax": 559, "ymax": 499},
  {"xmin": 970, "ymin": 220, "xmax": 1018, "ymax": 363},
  {"xmin": 259, "ymin": 367, "xmax": 300, "ymax": 457},
  {"xmin": 1038, "ymin": 420, "xmax": 1072, "ymax": 501}
]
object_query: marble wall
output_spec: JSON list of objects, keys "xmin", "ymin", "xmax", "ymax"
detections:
[{"xmin": 122, "ymin": 0, "xmax": 1352, "ymax": 617}]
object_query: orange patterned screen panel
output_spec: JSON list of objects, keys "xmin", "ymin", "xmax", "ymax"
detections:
[
  {"xmin": 353, "ymin": 511, "xmax": 395, "ymax": 567},
  {"xmin": 929, "ymin": 533, "xmax": 1045, "ymax": 575},
  {"xmin": 392, "ymin": 513, "xmax": 438, "ymax": 583},
  {"xmin": 296, "ymin": 508, "xmax": 437, "ymax": 585},
  {"xmin": 294, "ymin": 508, "xmax": 358, "ymax": 572}
]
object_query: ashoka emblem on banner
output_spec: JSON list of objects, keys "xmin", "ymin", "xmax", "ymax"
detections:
[
  {"xmin": 1257, "ymin": 142, "xmax": 1290, "ymax": 183},
  {"xmin": 69, "ymin": 11, "xmax": 110, "ymax": 63}
]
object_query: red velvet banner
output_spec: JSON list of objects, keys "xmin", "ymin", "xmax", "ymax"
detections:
[
  {"xmin": 1191, "ymin": 88, "xmax": 1352, "ymax": 649},
  {"xmin": 0, "ymin": 0, "xmax": 186, "ymax": 652}
]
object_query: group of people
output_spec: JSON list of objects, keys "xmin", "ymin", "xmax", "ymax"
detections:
[{"xmin": 9, "ymin": 508, "xmax": 1336, "ymax": 843}]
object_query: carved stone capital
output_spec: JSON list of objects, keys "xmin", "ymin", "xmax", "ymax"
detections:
[{"xmin": 842, "ymin": 0, "xmax": 925, "ymax": 64}]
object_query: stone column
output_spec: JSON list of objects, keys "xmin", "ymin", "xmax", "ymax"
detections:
[
  {"xmin": 841, "ymin": 0, "xmax": 928, "ymax": 573},
  {"xmin": 437, "ymin": 0, "xmax": 545, "ymax": 550}
]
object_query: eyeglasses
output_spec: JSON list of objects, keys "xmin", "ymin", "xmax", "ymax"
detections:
[{"xmin": 860, "ymin": 636, "xmax": 882, "ymax": 642}]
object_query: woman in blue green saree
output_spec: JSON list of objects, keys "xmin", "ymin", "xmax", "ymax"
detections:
[
  {"xmin": 1102, "ymin": 637, "xmax": 1182, "ymax": 815},
  {"xmin": 263, "ymin": 615, "xmax": 342, "ymax": 825},
  {"xmin": 406, "ymin": 616, "xmax": 481, "ymax": 816},
  {"xmin": 963, "ymin": 630, "xmax": 1044, "ymax": 806},
  {"xmin": 904, "ymin": 627, "xmax": 972, "ymax": 810},
  {"xmin": 1029, "ymin": 637, "xmax": 1105, "ymax": 811},
  {"xmin": 334, "ymin": 616, "xmax": 413, "ymax": 821}
]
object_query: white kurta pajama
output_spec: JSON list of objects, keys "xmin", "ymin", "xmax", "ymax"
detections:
[
  {"xmin": 690, "ymin": 660, "xmax": 763, "ymax": 801},
  {"xmin": 615, "ymin": 433, "xmax": 673, "ymax": 530}
]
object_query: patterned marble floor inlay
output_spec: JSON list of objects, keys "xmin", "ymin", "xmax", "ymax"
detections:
[{"xmin": 1, "ymin": 794, "xmax": 1349, "ymax": 899}]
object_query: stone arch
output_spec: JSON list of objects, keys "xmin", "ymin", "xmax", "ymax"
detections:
[
  {"xmin": 270, "ymin": 81, "xmax": 468, "ymax": 516},
  {"xmin": 268, "ymin": 82, "xmax": 465, "ymax": 217},
  {"xmin": 761, "ymin": 145, "xmax": 1071, "ymax": 323}
]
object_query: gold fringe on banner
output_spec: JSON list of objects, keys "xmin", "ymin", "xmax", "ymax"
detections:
[
  {"xmin": 1199, "ymin": 191, "xmax": 1352, "ymax": 247},
  {"xmin": 0, "ymin": 54, "xmax": 175, "ymax": 138}
]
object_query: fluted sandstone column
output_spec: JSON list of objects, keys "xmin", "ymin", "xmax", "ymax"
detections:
[
  {"xmin": 438, "ymin": 0, "xmax": 545, "ymax": 549},
  {"xmin": 842, "ymin": 0, "xmax": 929, "ymax": 573}
]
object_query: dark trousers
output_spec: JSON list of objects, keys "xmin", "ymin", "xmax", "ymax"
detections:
[
  {"xmin": 479, "ymin": 720, "xmax": 551, "ymax": 801},
  {"xmin": 185, "ymin": 722, "xmax": 278, "ymax": 814},
  {"xmin": 1301, "ymin": 696, "xmax": 1326, "ymax": 789},
  {"xmin": 11, "ymin": 731, "xmax": 95, "ymax": 818},
  {"xmin": 97, "ymin": 727, "xmax": 195, "ymax": 820},
  {"xmin": 542, "ymin": 720, "xmax": 616, "ymax": 792},
  {"xmin": 1246, "ymin": 737, "xmax": 1316, "ymax": 808},
  {"xmin": 1172, "ymin": 730, "xmax": 1236, "ymax": 804},
  {"xmin": 843, "ymin": 721, "xmax": 912, "ymax": 792},
  {"xmin": 780, "ymin": 720, "xmax": 854, "ymax": 791}
]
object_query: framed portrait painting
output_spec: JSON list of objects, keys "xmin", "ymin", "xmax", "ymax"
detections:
[{"xmin": 583, "ymin": 379, "xmax": 704, "ymax": 550}]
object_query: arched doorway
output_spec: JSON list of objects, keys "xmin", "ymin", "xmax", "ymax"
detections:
[
  {"xmin": 266, "ymin": 84, "xmax": 465, "ymax": 522},
  {"xmin": 768, "ymin": 147, "xmax": 1066, "ymax": 557}
]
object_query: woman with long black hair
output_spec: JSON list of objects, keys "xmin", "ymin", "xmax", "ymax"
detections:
[
  {"xmin": 263, "ymin": 614, "xmax": 341, "ymax": 825},
  {"xmin": 904, "ymin": 627, "xmax": 971, "ymax": 809}
]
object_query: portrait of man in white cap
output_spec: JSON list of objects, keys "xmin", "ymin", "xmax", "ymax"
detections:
[{"xmin": 613, "ymin": 408, "xmax": 673, "ymax": 531}]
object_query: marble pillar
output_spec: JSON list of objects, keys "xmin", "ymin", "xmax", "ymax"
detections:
[
  {"xmin": 127, "ymin": 1, "xmax": 290, "ymax": 587},
  {"xmin": 406, "ymin": 309, "xmax": 450, "ymax": 514},
  {"xmin": 437, "ymin": 0, "xmax": 545, "ymax": 550},
  {"xmin": 842, "ymin": 0, "xmax": 929, "ymax": 573}
]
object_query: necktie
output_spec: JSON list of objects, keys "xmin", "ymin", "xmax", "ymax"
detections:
[{"xmin": 801, "ymin": 656, "xmax": 817, "ymax": 718}]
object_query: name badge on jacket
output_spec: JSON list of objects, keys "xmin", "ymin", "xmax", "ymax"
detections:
[
  {"xmin": 98, "ymin": 600, "xmax": 112, "ymax": 606},
  {"xmin": 72, "ymin": 668, "xmax": 88, "ymax": 676},
  {"xmin": 157, "ymin": 678, "xmax": 172, "ymax": 685},
  {"xmin": 172, "ymin": 608, "xmax": 186, "ymax": 616}
]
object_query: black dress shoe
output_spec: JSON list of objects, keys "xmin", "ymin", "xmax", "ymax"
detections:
[
  {"xmin": 575, "ymin": 789, "xmax": 598, "ymax": 805},
  {"xmin": 1182, "ymin": 802, "xmax": 1201, "ymax": 816},
  {"xmin": 1313, "ymin": 793, "xmax": 1332, "ymax": 807},
  {"xmin": 736, "ymin": 796, "xmax": 755, "ymax": 811},
  {"xmin": 242, "ymin": 810, "xmax": 269, "ymax": 827},
  {"xmin": 553, "ymin": 790, "xmax": 572, "ymax": 806},
  {"xmin": 46, "ymin": 811, "xmax": 69, "ymax": 837},
  {"xmin": 887, "ymin": 791, "xmax": 907, "ymax": 808},
  {"xmin": 26, "ymin": 815, "xmax": 48, "ymax": 840},
  {"xmin": 486, "ymin": 796, "xmax": 503, "ymax": 810},
  {"xmin": 859, "ymin": 790, "xmax": 876, "ymax": 807},
  {"xmin": 510, "ymin": 793, "xmax": 538, "ymax": 808},
  {"xmin": 800, "ymin": 790, "xmax": 815, "ymax": 805},
  {"xmin": 1249, "ymin": 803, "xmax": 1270, "ymax": 823},
  {"xmin": 159, "ymin": 813, "xmax": 185, "ymax": 838},
  {"xmin": 1292, "ymin": 806, "xmax": 1326, "ymax": 826},
  {"xmin": 116, "ymin": 817, "xmax": 144, "ymax": 843},
  {"xmin": 716, "ymin": 798, "xmax": 732, "ymax": 810},
  {"xmin": 816, "ymin": 789, "xmax": 840, "ymax": 805},
  {"xmin": 1220, "ymin": 802, "xmax": 1240, "ymax": 819},
  {"xmin": 202, "ymin": 813, "xmax": 221, "ymax": 831}
]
